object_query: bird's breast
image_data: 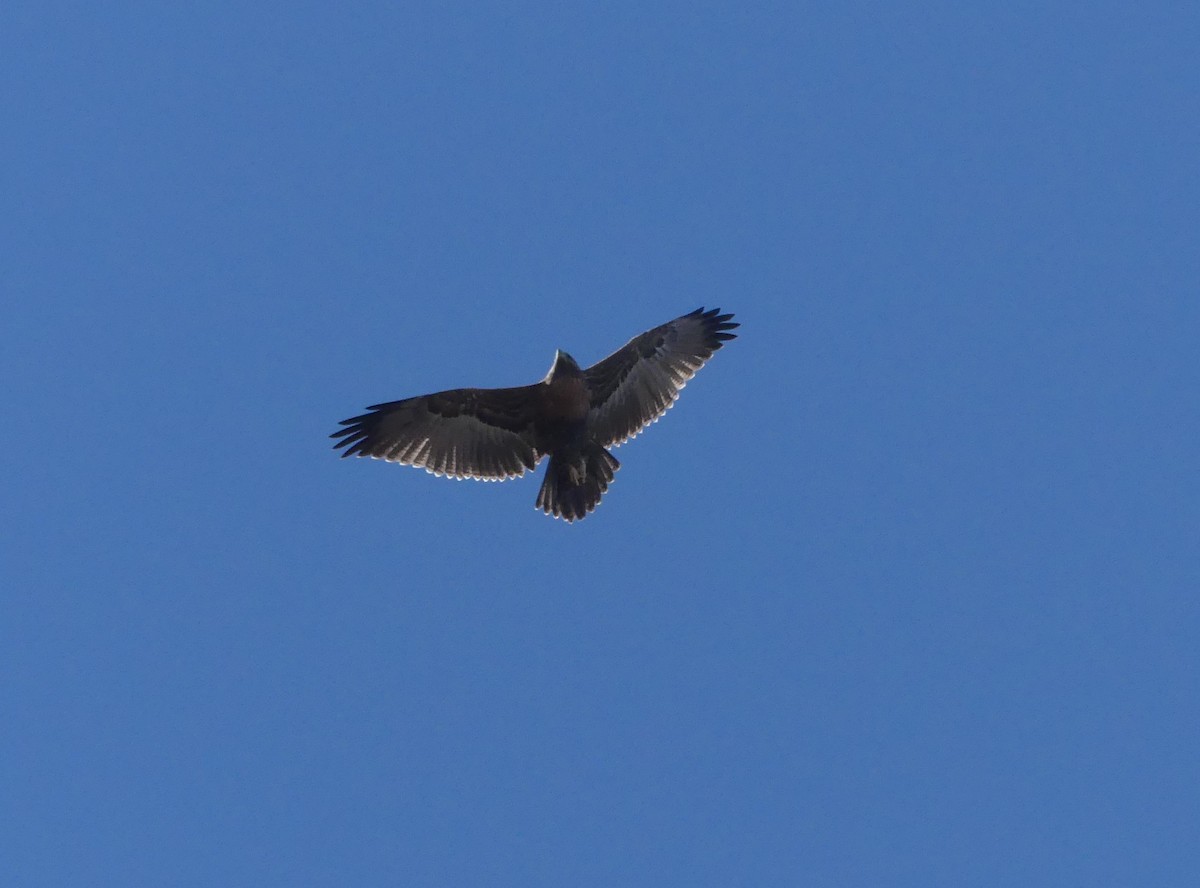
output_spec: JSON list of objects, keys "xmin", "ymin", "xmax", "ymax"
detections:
[{"xmin": 539, "ymin": 376, "xmax": 590, "ymax": 423}]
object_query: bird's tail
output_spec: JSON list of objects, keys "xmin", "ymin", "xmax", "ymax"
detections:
[{"xmin": 536, "ymin": 442, "xmax": 620, "ymax": 523}]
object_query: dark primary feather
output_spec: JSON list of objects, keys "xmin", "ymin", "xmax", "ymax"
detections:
[
  {"xmin": 330, "ymin": 385, "xmax": 541, "ymax": 480},
  {"xmin": 583, "ymin": 307, "xmax": 739, "ymax": 446}
]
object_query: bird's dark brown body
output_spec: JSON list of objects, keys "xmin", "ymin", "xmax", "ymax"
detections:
[
  {"xmin": 535, "ymin": 360, "xmax": 590, "ymax": 441},
  {"xmin": 332, "ymin": 307, "xmax": 738, "ymax": 521}
]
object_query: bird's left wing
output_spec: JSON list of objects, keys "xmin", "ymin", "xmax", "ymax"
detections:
[
  {"xmin": 331, "ymin": 385, "xmax": 542, "ymax": 480},
  {"xmin": 583, "ymin": 307, "xmax": 738, "ymax": 447}
]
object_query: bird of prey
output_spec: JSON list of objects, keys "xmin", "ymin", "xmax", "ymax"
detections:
[{"xmin": 331, "ymin": 307, "xmax": 738, "ymax": 522}]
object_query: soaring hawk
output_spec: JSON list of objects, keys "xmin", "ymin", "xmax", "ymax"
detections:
[{"xmin": 331, "ymin": 307, "xmax": 738, "ymax": 522}]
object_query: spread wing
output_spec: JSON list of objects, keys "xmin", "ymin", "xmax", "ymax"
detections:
[
  {"xmin": 330, "ymin": 385, "xmax": 542, "ymax": 480},
  {"xmin": 583, "ymin": 307, "xmax": 738, "ymax": 447}
]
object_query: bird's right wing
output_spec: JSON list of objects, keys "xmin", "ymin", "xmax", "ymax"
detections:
[
  {"xmin": 331, "ymin": 385, "xmax": 542, "ymax": 480},
  {"xmin": 583, "ymin": 307, "xmax": 738, "ymax": 447}
]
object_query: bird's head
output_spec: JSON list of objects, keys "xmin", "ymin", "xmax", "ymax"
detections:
[{"xmin": 545, "ymin": 349, "xmax": 582, "ymax": 381}]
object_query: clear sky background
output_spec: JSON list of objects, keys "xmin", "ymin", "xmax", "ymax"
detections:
[{"xmin": 3, "ymin": 2, "xmax": 1198, "ymax": 885}]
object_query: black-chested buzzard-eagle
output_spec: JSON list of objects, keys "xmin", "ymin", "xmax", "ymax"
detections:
[{"xmin": 331, "ymin": 307, "xmax": 738, "ymax": 522}]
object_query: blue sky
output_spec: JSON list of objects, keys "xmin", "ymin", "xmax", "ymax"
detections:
[{"xmin": 3, "ymin": 2, "xmax": 1198, "ymax": 885}]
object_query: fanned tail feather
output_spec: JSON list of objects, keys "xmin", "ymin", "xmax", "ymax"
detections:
[{"xmin": 536, "ymin": 443, "xmax": 620, "ymax": 523}]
